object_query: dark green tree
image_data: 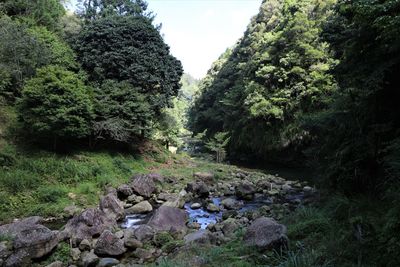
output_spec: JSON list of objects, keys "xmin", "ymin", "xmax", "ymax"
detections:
[
  {"xmin": 18, "ymin": 65, "xmax": 93, "ymax": 148},
  {"xmin": 93, "ymin": 80, "xmax": 151, "ymax": 142},
  {"xmin": 74, "ymin": 14, "xmax": 183, "ymax": 115}
]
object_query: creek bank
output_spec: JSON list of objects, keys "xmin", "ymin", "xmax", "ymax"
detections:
[{"xmin": 0, "ymin": 168, "xmax": 317, "ymax": 266}]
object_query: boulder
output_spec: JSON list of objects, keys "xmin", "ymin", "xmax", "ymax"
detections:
[
  {"xmin": 206, "ymin": 203, "xmax": 220, "ymax": 212},
  {"xmin": 127, "ymin": 194, "xmax": 144, "ymax": 204},
  {"xmin": 235, "ymin": 181, "xmax": 256, "ymax": 199},
  {"xmin": 190, "ymin": 203, "xmax": 202, "ymax": 209},
  {"xmin": 184, "ymin": 230, "xmax": 211, "ymax": 244},
  {"xmin": 97, "ymin": 257, "xmax": 120, "ymax": 267},
  {"xmin": 63, "ymin": 205, "xmax": 82, "ymax": 218},
  {"xmin": 79, "ymin": 239, "xmax": 91, "ymax": 251},
  {"xmin": 243, "ymin": 217, "xmax": 288, "ymax": 250},
  {"xmin": 133, "ymin": 225, "xmax": 155, "ymax": 242},
  {"xmin": 94, "ymin": 231, "xmax": 126, "ymax": 256},
  {"xmin": 221, "ymin": 198, "xmax": 242, "ymax": 210},
  {"xmin": 0, "ymin": 217, "xmax": 59, "ymax": 266},
  {"xmin": 186, "ymin": 181, "xmax": 209, "ymax": 198},
  {"xmin": 134, "ymin": 248, "xmax": 156, "ymax": 262},
  {"xmin": 147, "ymin": 206, "xmax": 188, "ymax": 233},
  {"xmin": 125, "ymin": 201, "xmax": 153, "ymax": 214},
  {"xmin": 130, "ymin": 174, "xmax": 157, "ymax": 198},
  {"xmin": 70, "ymin": 247, "xmax": 81, "ymax": 261},
  {"xmin": 63, "ymin": 208, "xmax": 117, "ymax": 247},
  {"xmin": 45, "ymin": 261, "xmax": 63, "ymax": 267},
  {"xmin": 221, "ymin": 218, "xmax": 239, "ymax": 237},
  {"xmin": 99, "ymin": 193, "xmax": 125, "ymax": 221},
  {"xmin": 80, "ymin": 249, "xmax": 99, "ymax": 267},
  {"xmin": 161, "ymin": 190, "xmax": 186, "ymax": 208},
  {"xmin": 117, "ymin": 184, "xmax": 134, "ymax": 199}
]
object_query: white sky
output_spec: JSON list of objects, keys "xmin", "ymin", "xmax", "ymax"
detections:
[{"xmin": 66, "ymin": 0, "xmax": 262, "ymax": 79}]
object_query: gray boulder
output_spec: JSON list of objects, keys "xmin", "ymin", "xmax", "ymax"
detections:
[
  {"xmin": 117, "ymin": 184, "xmax": 134, "ymax": 199},
  {"xmin": 133, "ymin": 225, "xmax": 155, "ymax": 242},
  {"xmin": 63, "ymin": 208, "xmax": 117, "ymax": 247},
  {"xmin": 0, "ymin": 217, "xmax": 59, "ymax": 266},
  {"xmin": 97, "ymin": 257, "xmax": 120, "ymax": 267},
  {"xmin": 99, "ymin": 193, "xmax": 125, "ymax": 220},
  {"xmin": 184, "ymin": 230, "xmax": 211, "ymax": 244},
  {"xmin": 193, "ymin": 172, "xmax": 214, "ymax": 183},
  {"xmin": 243, "ymin": 217, "xmax": 287, "ymax": 250},
  {"xmin": 221, "ymin": 198, "xmax": 242, "ymax": 210},
  {"xmin": 130, "ymin": 174, "xmax": 157, "ymax": 198},
  {"xmin": 125, "ymin": 201, "xmax": 153, "ymax": 214},
  {"xmin": 235, "ymin": 181, "xmax": 256, "ymax": 199},
  {"xmin": 147, "ymin": 206, "xmax": 188, "ymax": 233},
  {"xmin": 94, "ymin": 230, "xmax": 126, "ymax": 256},
  {"xmin": 185, "ymin": 181, "xmax": 209, "ymax": 198},
  {"xmin": 80, "ymin": 249, "xmax": 99, "ymax": 267}
]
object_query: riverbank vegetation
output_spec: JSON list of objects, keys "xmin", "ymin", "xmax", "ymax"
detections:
[{"xmin": 1, "ymin": 0, "xmax": 400, "ymax": 266}]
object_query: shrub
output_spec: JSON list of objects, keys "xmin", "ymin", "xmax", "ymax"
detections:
[{"xmin": 18, "ymin": 65, "xmax": 93, "ymax": 148}]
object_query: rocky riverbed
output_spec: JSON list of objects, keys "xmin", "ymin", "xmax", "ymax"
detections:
[{"xmin": 0, "ymin": 168, "xmax": 317, "ymax": 267}]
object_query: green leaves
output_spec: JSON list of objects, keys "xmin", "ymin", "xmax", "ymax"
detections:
[{"xmin": 18, "ymin": 65, "xmax": 93, "ymax": 141}]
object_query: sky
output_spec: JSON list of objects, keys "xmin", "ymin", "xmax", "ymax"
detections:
[{"xmin": 67, "ymin": 0, "xmax": 263, "ymax": 79}]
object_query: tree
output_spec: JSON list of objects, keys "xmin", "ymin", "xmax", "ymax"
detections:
[
  {"xmin": 0, "ymin": 0, "xmax": 65, "ymax": 31},
  {"xmin": 205, "ymin": 132, "xmax": 230, "ymax": 163},
  {"xmin": 18, "ymin": 65, "xmax": 93, "ymax": 148},
  {"xmin": 74, "ymin": 14, "xmax": 183, "ymax": 115},
  {"xmin": 92, "ymin": 80, "xmax": 151, "ymax": 143},
  {"xmin": 0, "ymin": 16, "xmax": 49, "ymax": 99},
  {"xmin": 78, "ymin": 0, "xmax": 153, "ymax": 21}
]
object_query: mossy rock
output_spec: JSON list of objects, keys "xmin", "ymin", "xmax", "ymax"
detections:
[{"xmin": 161, "ymin": 240, "xmax": 184, "ymax": 253}]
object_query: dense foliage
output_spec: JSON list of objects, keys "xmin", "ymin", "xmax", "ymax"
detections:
[
  {"xmin": 190, "ymin": 0, "xmax": 337, "ymax": 161},
  {"xmin": 18, "ymin": 65, "xmax": 93, "ymax": 146}
]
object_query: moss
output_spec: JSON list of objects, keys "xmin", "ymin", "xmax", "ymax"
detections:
[
  {"xmin": 153, "ymin": 232, "xmax": 174, "ymax": 247},
  {"xmin": 161, "ymin": 240, "xmax": 184, "ymax": 253}
]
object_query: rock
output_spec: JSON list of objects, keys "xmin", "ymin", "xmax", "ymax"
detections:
[
  {"xmin": 133, "ymin": 225, "xmax": 155, "ymax": 242},
  {"xmin": 63, "ymin": 208, "xmax": 117, "ymax": 247},
  {"xmin": 80, "ymin": 249, "xmax": 99, "ymax": 267},
  {"xmin": 281, "ymin": 184, "xmax": 292, "ymax": 192},
  {"xmin": 161, "ymin": 190, "xmax": 186, "ymax": 208},
  {"xmin": 303, "ymin": 186, "xmax": 313, "ymax": 196},
  {"xmin": 0, "ymin": 241, "xmax": 11, "ymax": 259},
  {"xmin": 127, "ymin": 194, "xmax": 144, "ymax": 204},
  {"xmin": 70, "ymin": 247, "xmax": 81, "ymax": 261},
  {"xmin": 221, "ymin": 198, "xmax": 242, "ymax": 210},
  {"xmin": 267, "ymin": 189, "xmax": 279, "ymax": 196},
  {"xmin": 134, "ymin": 248, "xmax": 155, "ymax": 262},
  {"xmin": 94, "ymin": 230, "xmax": 126, "ymax": 256},
  {"xmin": 125, "ymin": 201, "xmax": 153, "ymax": 214},
  {"xmin": 45, "ymin": 260, "xmax": 64, "ymax": 267},
  {"xmin": 222, "ymin": 210, "xmax": 238, "ymax": 220},
  {"xmin": 114, "ymin": 230, "xmax": 124, "ymax": 239},
  {"xmin": 97, "ymin": 258, "xmax": 120, "ymax": 267},
  {"xmin": 79, "ymin": 239, "xmax": 91, "ymax": 251},
  {"xmin": 185, "ymin": 181, "xmax": 209, "ymax": 198},
  {"xmin": 221, "ymin": 218, "xmax": 238, "ymax": 237},
  {"xmin": 184, "ymin": 230, "xmax": 211, "ymax": 244},
  {"xmin": 4, "ymin": 250, "xmax": 30, "ymax": 267},
  {"xmin": 235, "ymin": 181, "xmax": 256, "ymax": 199},
  {"xmin": 243, "ymin": 217, "xmax": 288, "ymax": 250},
  {"xmin": 130, "ymin": 174, "xmax": 157, "ymax": 198},
  {"xmin": 0, "ymin": 217, "xmax": 59, "ymax": 265},
  {"xmin": 117, "ymin": 184, "xmax": 134, "ymax": 199},
  {"xmin": 99, "ymin": 193, "xmax": 125, "ymax": 221},
  {"xmin": 206, "ymin": 203, "xmax": 220, "ymax": 212},
  {"xmin": 187, "ymin": 222, "xmax": 201, "ymax": 230},
  {"xmin": 190, "ymin": 203, "xmax": 202, "ymax": 209},
  {"xmin": 64, "ymin": 205, "xmax": 82, "ymax": 218},
  {"xmin": 193, "ymin": 172, "xmax": 214, "ymax": 183},
  {"xmin": 123, "ymin": 229, "xmax": 143, "ymax": 249},
  {"xmin": 147, "ymin": 206, "xmax": 188, "ymax": 233}
]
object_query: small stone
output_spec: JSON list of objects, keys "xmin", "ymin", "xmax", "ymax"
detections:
[
  {"xmin": 127, "ymin": 194, "xmax": 144, "ymax": 204},
  {"xmin": 187, "ymin": 222, "xmax": 201, "ymax": 229},
  {"xmin": 45, "ymin": 261, "xmax": 64, "ymax": 267},
  {"xmin": 71, "ymin": 248, "xmax": 81, "ymax": 261},
  {"xmin": 125, "ymin": 201, "xmax": 153, "ymax": 214},
  {"xmin": 206, "ymin": 203, "xmax": 220, "ymax": 212},
  {"xmin": 79, "ymin": 239, "xmax": 91, "ymax": 251},
  {"xmin": 190, "ymin": 203, "xmax": 202, "ymax": 209},
  {"xmin": 97, "ymin": 258, "xmax": 120, "ymax": 267},
  {"xmin": 80, "ymin": 250, "xmax": 99, "ymax": 267}
]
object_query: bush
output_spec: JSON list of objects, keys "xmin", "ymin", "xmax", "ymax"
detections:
[
  {"xmin": 37, "ymin": 185, "xmax": 67, "ymax": 203},
  {"xmin": 18, "ymin": 65, "xmax": 93, "ymax": 147}
]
